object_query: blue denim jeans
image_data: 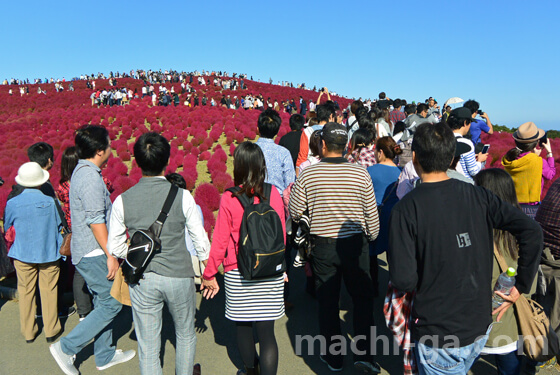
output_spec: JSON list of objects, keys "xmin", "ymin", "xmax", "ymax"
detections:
[
  {"xmin": 60, "ymin": 255, "xmax": 122, "ymax": 367},
  {"xmin": 494, "ymin": 351, "xmax": 523, "ymax": 375},
  {"xmin": 129, "ymin": 272, "xmax": 197, "ymax": 375},
  {"xmin": 414, "ymin": 329, "xmax": 490, "ymax": 375}
]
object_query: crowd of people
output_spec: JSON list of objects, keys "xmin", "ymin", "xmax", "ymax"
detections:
[{"xmin": 1, "ymin": 88, "xmax": 560, "ymax": 375}]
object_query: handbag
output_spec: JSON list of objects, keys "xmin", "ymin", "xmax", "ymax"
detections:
[
  {"xmin": 121, "ymin": 185, "xmax": 178, "ymax": 284},
  {"xmin": 54, "ymin": 198, "xmax": 72, "ymax": 257},
  {"xmin": 494, "ymin": 246, "xmax": 560, "ymax": 361},
  {"xmin": 110, "ymin": 267, "xmax": 131, "ymax": 306}
]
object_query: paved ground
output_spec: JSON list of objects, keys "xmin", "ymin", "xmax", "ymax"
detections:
[{"xmin": 0, "ymin": 255, "xmax": 558, "ymax": 374}]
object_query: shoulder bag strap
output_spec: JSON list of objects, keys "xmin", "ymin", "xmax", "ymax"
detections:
[
  {"xmin": 151, "ymin": 185, "xmax": 179, "ymax": 237},
  {"xmin": 53, "ymin": 198, "xmax": 71, "ymax": 234},
  {"xmin": 379, "ymin": 181, "xmax": 398, "ymax": 208},
  {"xmin": 493, "ymin": 244, "xmax": 509, "ymax": 273}
]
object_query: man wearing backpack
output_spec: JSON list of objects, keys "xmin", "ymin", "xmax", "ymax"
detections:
[
  {"xmin": 107, "ymin": 132, "xmax": 210, "ymax": 375},
  {"xmin": 289, "ymin": 123, "xmax": 381, "ymax": 374}
]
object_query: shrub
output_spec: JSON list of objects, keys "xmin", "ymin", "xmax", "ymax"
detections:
[{"xmin": 194, "ymin": 183, "xmax": 221, "ymax": 211}]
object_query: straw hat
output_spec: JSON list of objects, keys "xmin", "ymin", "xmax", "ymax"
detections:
[
  {"xmin": 513, "ymin": 122, "xmax": 545, "ymax": 144},
  {"xmin": 15, "ymin": 162, "xmax": 49, "ymax": 187}
]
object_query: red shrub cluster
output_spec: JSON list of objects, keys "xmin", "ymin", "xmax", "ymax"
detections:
[
  {"xmin": 194, "ymin": 183, "xmax": 221, "ymax": 211},
  {"xmin": 180, "ymin": 168, "xmax": 198, "ymax": 191}
]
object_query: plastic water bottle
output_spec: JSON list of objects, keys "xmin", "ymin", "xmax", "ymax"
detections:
[{"xmin": 492, "ymin": 267, "xmax": 516, "ymax": 310}]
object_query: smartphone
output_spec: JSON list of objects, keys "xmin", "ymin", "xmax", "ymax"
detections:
[
  {"xmin": 481, "ymin": 144, "xmax": 490, "ymax": 154},
  {"xmin": 540, "ymin": 132, "xmax": 548, "ymax": 146}
]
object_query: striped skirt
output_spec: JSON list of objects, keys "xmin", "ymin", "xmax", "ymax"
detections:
[{"xmin": 224, "ymin": 269, "xmax": 285, "ymax": 322}]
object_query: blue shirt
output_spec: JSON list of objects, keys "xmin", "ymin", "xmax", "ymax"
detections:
[
  {"xmin": 256, "ymin": 138, "xmax": 296, "ymax": 195},
  {"xmin": 69, "ymin": 160, "xmax": 113, "ymax": 265},
  {"xmin": 5, "ymin": 189, "xmax": 63, "ymax": 263},
  {"xmin": 367, "ymin": 164, "xmax": 401, "ymax": 255},
  {"xmin": 470, "ymin": 119, "xmax": 490, "ymax": 145}
]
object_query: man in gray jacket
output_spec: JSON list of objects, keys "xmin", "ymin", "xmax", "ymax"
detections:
[{"xmin": 108, "ymin": 132, "xmax": 210, "ymax": 375}]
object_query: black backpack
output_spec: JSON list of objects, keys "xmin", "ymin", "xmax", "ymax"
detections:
[
  {"xmin": 122, "ymin": 185, "xmax": 178, "ymax": 284},
  {"xmin": 227, "ymin": 183, "xmax": 286, "ymax": 280}
]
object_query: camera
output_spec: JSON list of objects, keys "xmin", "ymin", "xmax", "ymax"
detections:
[
  {"xmin": 321, "ymin": 87, "xmax": 325, "ymax": 92},
  {"xmin": 0, "ymin": 177, "xmax": 3, "ymax": 186},
  {"xmin": 477, "ymin": 110, "xmax": 484, "ymax": 116}
]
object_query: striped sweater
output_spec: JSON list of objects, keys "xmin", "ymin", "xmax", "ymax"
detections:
[{"xmin": 289, "ymin": 157, "xmax": 380, "ymax": 240}]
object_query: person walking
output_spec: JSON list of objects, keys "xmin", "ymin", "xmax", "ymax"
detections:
[
  {"xmin": 202, "ymin": 142, "xmax": 286, "ymax": 375},
  {"xmin": 108, "ymin": 133, "xmax": 210, "ymax": 375},
  {"xmin": 50, "ymin": 125, "xmax": 135, "ymax": 375},
  {"xmin": 289, "ymin": 123, "xmax": 381, "ymax": 373}
]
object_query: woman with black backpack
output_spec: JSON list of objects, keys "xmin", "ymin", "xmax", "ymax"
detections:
[{"xmin": 201, "ymin": 141, "xmax": 286, "ymax": 375}]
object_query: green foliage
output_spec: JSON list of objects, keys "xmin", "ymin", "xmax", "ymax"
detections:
[
  {"xmin": 493, "ymin": 124, "xmax": 514, "ymax": 133},
  {"xmin": 493, "ymin": 124, "xmax": 559, "ymax": 139}
]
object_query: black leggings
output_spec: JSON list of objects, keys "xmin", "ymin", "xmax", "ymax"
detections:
[{"xmin": 236, "ymin": 320, "xmax": 278, "ymax": 375}]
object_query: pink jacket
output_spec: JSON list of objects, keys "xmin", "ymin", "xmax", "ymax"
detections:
[{"xmin": 203, "ymin": 187, "xmax": 286, "ymax": 280}]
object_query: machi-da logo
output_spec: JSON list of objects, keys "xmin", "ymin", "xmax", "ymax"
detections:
[{"xmin": 456, "ymin": 233, "xmax": 472, "ymax": 248}]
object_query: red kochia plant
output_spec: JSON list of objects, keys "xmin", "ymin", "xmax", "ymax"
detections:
[
  {"xmin": 194, "ymin": 183, "xmax": 221, "ymax": 211},
  {"xmin": 180, "ymin": 168, "xmax": 198, "ymax": 191},
  {"xmin": 119, "ymin": 151, "xmax": 131, "ymax": 161},
  {"xmin": 207, "ymin": 158, "xmax": 227, "ymax": 174},
  {"xmin": 199, "ymin": 151, "xmax": 211, "ymax": 161},
  {"xmin": 212, "ymin": 171, "xmax": 234, "ymax": 193}
]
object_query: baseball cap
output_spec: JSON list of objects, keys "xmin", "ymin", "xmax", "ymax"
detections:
[
  {"xmin": 450, "ymin": 107, "xmax": 473, "ymax": 122},
  {"xmin": 321, "ymin": 122, "xmax": 348, "ymax": 145}
]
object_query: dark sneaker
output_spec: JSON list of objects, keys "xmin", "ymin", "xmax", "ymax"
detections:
[
  {"xmin": 354, "ymin": 360, "xmax": 382, "ymax": 374},
  {"xmin": 320, "ymin": 355, "xmax": 343, "ymax": 372},
  {"xmin": 60, "ymin": 306, "xmax": 76, "ymax": 318}
]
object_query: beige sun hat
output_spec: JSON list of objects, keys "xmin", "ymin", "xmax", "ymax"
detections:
[
  {"xmin": 513, "ymin": 122, "xmax": 545, "ymax": 144},
  {"xmin": 15, "ymin": 162, "xmax": 49, "ymax": 187}
]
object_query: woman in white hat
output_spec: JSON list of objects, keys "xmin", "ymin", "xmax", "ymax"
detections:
[
  {"xmin": 502, "ymin": 122, "xmax": 556, "ymax": 218},
  {"xmin": 4, "ymin": 162, "xmax": 63, "ymax": 343}
]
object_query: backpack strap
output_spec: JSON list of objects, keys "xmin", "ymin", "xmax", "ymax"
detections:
[
  {"xmin": 262, "ymin": 183, "xmax": 272, "ymax": 202},
  {"xmin": 151, "ymin": 185, "xmax": 179, "ymax": 237},
  {"xmin": 227, "ymin": 186, "xmax": 253, "ymax": 208}
]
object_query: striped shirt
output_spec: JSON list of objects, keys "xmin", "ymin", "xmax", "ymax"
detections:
[
  {"xmin": 454, "ymin": 134, "xmax": 481, "ymax": 179},
  {"xmin": 289, "ymin": 157, "xmax": 380, "ymax": 240}
]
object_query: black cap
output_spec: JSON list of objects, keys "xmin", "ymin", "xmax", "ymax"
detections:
[
  {"xmin": 321, "ymin": 122, "xmax": 348, "ymax": 145},
  {"xmin": 450, "ymin": 107, "xmax": 473, "ymax": 122}
]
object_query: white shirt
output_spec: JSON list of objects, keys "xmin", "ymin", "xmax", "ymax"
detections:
[{"xmin": 107, "ymin": 178, "xmax": 210, "ymax": 261}]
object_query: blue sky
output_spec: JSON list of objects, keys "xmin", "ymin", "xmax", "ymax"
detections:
[{"xmin": 1, "ymin": 1, "xmax": 558, "ymax": 130}]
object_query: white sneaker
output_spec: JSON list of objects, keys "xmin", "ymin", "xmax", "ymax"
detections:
[
  {"xmin": 49, "ymin": 342, "xmax": 79, "ymax": 375},
  {"xmin": 96, "ymin": 349, "xmax": 136, "ymax": 371}
]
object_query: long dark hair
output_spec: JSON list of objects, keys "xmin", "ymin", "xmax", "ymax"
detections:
[
  {"xmin": 504, "ymin": 140, "xmax": 538, "ymax": 162},
  {"xmin": 60, "ymin": 146, "xmax": 79, "ymax": 184},
  {"xmin": 233, "ymin": 141, "xmax": 267, "ymax": 199},
  {"xmin": 348, "ymin": 128, "xmax": 374, "ymax": 156},
  {"xmin": 473, "ymin": 168, "xmax": 521, "ymax": 259}
]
